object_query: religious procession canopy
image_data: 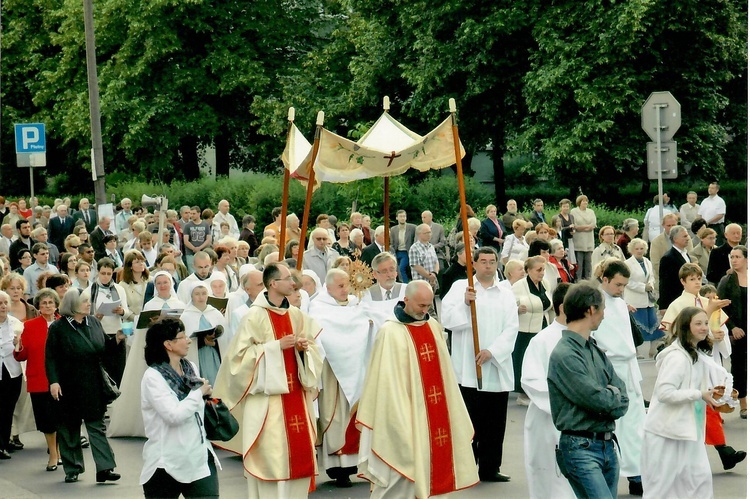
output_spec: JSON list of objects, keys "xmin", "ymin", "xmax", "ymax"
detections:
[{"xmin": 281, "ymin": 109, "xmax": 465, "ymax": 186}]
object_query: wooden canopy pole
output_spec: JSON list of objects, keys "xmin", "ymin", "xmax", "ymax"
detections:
[
  {"xmin": 278, "ymin": 107, "xmax": 294, "ymax": 260},
  {"xmin": 449, "ymin": 98, "xmax": 482, "ymax": 389},
  {"xmin": 297, "ymin": 111, "xmax": 325, "ymax": 271},
  {"xmin": 382, "ymin": 96, "xmax": 391, "ymax": 250}
]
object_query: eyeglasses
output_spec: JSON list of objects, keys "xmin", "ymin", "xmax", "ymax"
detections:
[{"xmin": 70, "ymin": 245, "xmax": 79, "ymax": 249}]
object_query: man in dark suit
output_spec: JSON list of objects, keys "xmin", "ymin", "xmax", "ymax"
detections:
[
  {"xmin": 48, "ymin": 204, "xmax": 75, "ymax": 251},
  {"xmin": 89, "ymin": 216, "xmax": 113, "ymax": 258},
  {"xmin": 72, "ymin": 198, "xmax": 98, "ymax": 233},
  {"xmin": 529, "ymin": 198, "xmax": 547, "ymax": 226},
  {"xmin": 361, "ymin": 225, "xmax": 386, "ymax": 269},
  {"xmin": 9, "ymin": 219, "xmax": 33, "ymax": 270},
  {"xmin": 389, "ymin": 210, "xmax": 416, "ymax": 283},
  {"xmin": 658, "ymin": 225, "xmax": 692, "ymax": 310},
  {"xmin": 706, "ymin": 223, "xmax": 743, "ymax": 284}
]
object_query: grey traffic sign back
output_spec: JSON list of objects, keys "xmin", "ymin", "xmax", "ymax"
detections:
[
  {"xmin": 647, "ymin": 141, "xmax": 678, "ymax": 180},
  {"xmin": 641, "ymin": 91, "xmax": 681, "ymax": 142}
]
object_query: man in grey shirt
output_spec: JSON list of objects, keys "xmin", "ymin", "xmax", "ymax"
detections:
[{"xmin": 547, "ymin": 281, "xmax": 629, "ymax": 499}]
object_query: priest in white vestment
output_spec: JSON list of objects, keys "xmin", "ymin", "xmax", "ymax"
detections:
[
  {"xmin": 591, "ymin": 261, "xmax": 646, "ymax": 495},
  {"xmin": 212, "ymin": 263, "xmax": 322, "ymax": 498},
  {"xmin": 308, "ymin": 268, "xmax": 376, "ymax": 488},
  {"xmin": 521, "ymin": 282, "xmax": 575, "ymax": 499},
  {"xmin": 358, "ymin": 281, "xmax": 479, "ymax": 498}
]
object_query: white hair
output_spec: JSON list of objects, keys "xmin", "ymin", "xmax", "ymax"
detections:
[{"xmin": 325, "ymin": 268, "xmax": 349, "ymax": 286}]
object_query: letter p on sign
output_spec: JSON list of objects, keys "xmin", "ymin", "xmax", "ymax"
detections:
[{"xmin": 14, "ymin": 123, "xmax": 46, "ymax": 153}]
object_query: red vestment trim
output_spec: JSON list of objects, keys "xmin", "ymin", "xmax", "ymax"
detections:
[
  {"xmin": 267, "ymin": 309, "xmax": 315, "ymax": 479},
  {"xmin": 405, "ymin": 322, "xmax": 456, "ymax": 496},
  {"xmin": 338, "ymin": 410, "xmax": 360, "ymax": 455}
]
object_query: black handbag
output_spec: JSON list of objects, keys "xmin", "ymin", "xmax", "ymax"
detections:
[
  {"xmin": 629, "ymin": 312, "xmax": 644, "ymax": 348},
  {"xmin": 204, "ymin": 398, "xmax": 239, "ymax": 441},
  {"xmin": 100, "ymin": 364, "xmax": 121, "ymax": 404}
]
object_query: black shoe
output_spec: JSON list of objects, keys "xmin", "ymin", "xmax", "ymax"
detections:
[
  {"xmin": 80, "ymin": 436, "xmax": 90, "ymax": 449},
  {"xmin": 8, "ymin": 436, "xmax": 24, "ymax": 450},
  {"xmin": 479, "ymin": 472, "xmax": 511, "ymax": 482},
  {"xmin": 0, "ymin": 449, "xmax": 11, "ymax": 460},
  {"xmin": 96, "ymin": 469, "xmax": 121, "ymax": 483},
  {"xmin": 628, "ymin": 480, "xmax": 644, "ymax": 496},
  {"xmin": 46, "ymin": 464, "xmax": 58, "ymax": 472},
  {"xmin": 717, "ymin": 445, "xmax": 747, "ymax": 470},
  {"xmin": 65, "ymin": 473, "xmax": 79, "ymax": 483},
  {"xmin": 334, "ymin": 476, "xmax": 353, "ymax": 488}
]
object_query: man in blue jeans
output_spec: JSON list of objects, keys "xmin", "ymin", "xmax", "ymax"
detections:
[{"xmin": 547, "ymin": 282, "xmax": 629, "ymax": 498}]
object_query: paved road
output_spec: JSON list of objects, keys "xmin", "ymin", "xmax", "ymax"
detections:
[{"xmin": 1, "ymin": 358, "xmax": 746, "ymax": 498}]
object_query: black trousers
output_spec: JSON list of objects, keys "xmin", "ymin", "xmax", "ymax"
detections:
[
  {"xmin": 143, "ymin": 452, "xmax": 219, "ymax": 498},
  {"xmin": 0, "ymin": 366, "xmax": 22, "ymax": 452},
  {"xmin": 459, "ymin": 385, "xmax": 509, "ymax": 477},
  {"xmin": 731, "ymin": 335, "xmax": 747, "ymax": 398},
  {"xmin": 103, "ymin": 336, "xmax": 126, "ymax": 386},
  {"xmin": 57, "ymin": 416, "xmax": 116, "ymax": 474}
]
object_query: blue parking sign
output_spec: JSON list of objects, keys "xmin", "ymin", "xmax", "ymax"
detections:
[{"xmin": 14, "ymin": 123, "xmax": 46, "ymax": 153}]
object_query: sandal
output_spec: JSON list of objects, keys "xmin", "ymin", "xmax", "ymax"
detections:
[
  {"xmin": 46, "ymin": 464, "xmax": 58, "ymax": 472},
  {"xmin": 741, "ymin": 409, "xmax": 747, "ymax": 420},
  {"xmin": 80, "ymin": 436, "xmax": 90, "ymax": 448}
]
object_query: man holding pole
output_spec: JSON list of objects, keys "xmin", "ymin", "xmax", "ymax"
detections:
[{"xmin": 442, "ymin": 246, "xmax": 519, "ymax": 482}]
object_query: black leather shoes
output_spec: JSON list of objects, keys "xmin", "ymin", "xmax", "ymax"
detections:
[
  {"xmin": 65, "ymin": 473, "xmax": 79, "ymax": 483},
  {"xmin": 96, "ymin": 469, "xmax": 121, "ymax": 483},
  {"xmin": 717, "ymin": 445, "xmax": 747, "ymax": 470},
  {"xmin": 628, "ymin": 480, "xmax": 644, "ymax": 496},
  {"xmin": 479, "ymin": 472, "xmax": 511, "ymax": 482},
  {"xmin": 0, "ymin": 449, "xmax": 11, "ymax": 460},
  {"xmin": 8, "ymin": 436, "xmax": 24, "ymax": 451},
  {"xmin": 334, "ymin": 476, "xmax": 353, "ymax": 488}
]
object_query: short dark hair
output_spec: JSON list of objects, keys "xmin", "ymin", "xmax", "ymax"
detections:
[
  {"xmin": 44, "ymin": 275, "xmax": 68, "ymax": 291},
  {"xmin": 31, "ymin": 242, "xmax": 48, "ymax": 255},
  {"xmin": 396, "ymin": 209, "xmax": 406, "ymax": 216},
  {"xmin": 263, "ymin": 262, "xmax": 284, "ymax": 289},
  {"xmin": 552, "ymin": 282, "xmax": 571, "ymax": 316},
  {"xmin": 691, "ymin": 218, "xmax": 708, "ymax": 235},
  {"xmin": 473, "ymin": 246, "xmax": 498, "ymax": 262},
  {"xmin": 145, "ymin": 318, "xmax": 185, "ymax": 366},
  {"xmin": 563, "ymin": 282, "xmax": 604, "ymax": 322},
  {"xmin": 242, "ymin": 215, "xmax": 255, "ymax": 226},
  {"xmin": 79, "ymin": 243, "xmax": 93, "ymax": 253},
  {"xmin": 97, "ymin": 257, "xmax": 116, "ymax": 271},
  {"xmin": 272, "ymin": 207, "xmax": 282, "ymax": 218},
  {"xmin": 601, "ymin": 260, "xmax": 630, "ymax": 280},
  {"xmin": 528, "ymin": 240, "xmax": 550, "ymax": 257},
  {"xmin": 16, "ymin": 219, "xmax": 28, "ymax": 230},
  {"xmin": 103, "ymin": 234, "xmax": 117, "ymax": 245}
]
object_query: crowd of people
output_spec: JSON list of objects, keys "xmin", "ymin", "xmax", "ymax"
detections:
[{"xmin": 0, "ymin": 180, "xmax": 745, "ymax": 498}]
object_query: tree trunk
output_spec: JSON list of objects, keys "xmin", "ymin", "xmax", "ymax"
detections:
[
  {"xmin": 180, "ymin": 136, "xmax": 200, "ymax": 180},
  {"xmin": 214, "ymin": 130, "xmax": 230, "ymax": 177},
  {"xmin": 491, "ymin": 133, "xmax": 506, "ymax": 205}
]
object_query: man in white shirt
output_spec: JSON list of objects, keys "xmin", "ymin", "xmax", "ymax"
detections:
[
  {"xmin": 176, "ymin": 252, "xmax": 217, "ymax": 303},
  {"xmin": 698, "ymin": 181, "xmax": 727, "ymax": 245},
  {"xmin": 0, "ymin": 224, "xmax": 15, "ymax": 256},
  {"xmin": 679, "ymin": 191, "xmax": 700, "ymax": 237},
  {"xmin": 227, "ymin": 269, "xmax": 265, "ymax": 342},
  {"xmin": 213, "ymin": 200, "xmax": 240, "ymax": 239},
  {"xmin": 442, "ymin": 246, "xmax": 519, "ymax": 482},
  {"xmin": 114, "ymin": 198, "xmax": 133, "ymax": 234}
]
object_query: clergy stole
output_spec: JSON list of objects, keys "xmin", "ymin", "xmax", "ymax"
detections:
[
  {"xmin": 405, "ymin": 323, "xmax": 456, "ymax": 496},
  {"xmin": 267, "ymin": 310, "xmax": 316, "ymax": 479}
]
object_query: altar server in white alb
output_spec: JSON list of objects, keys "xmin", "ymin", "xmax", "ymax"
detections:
[
  {"xmin": 441, "ymin": 246, "xmax": 519, "ymax": 482},
  {"xmin": 591, "ymin": 260, "xmax": 646, "ymax": 496},
  {"xmin": 520, "ymin": 282, "xmax": 575, "ymax": 499},
  {"xmin": 308, "ymin": 268, "xmax": 377, "ymax": 488},
  {"xmin": 357, "ymin": 280, "xmax": 479, "ymax": 497}
]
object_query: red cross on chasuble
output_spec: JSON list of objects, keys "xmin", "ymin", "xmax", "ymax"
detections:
[
  {"xmin": 405, "ymin": 322, "xmax": 457, "ymax": 496},
  {"xmin": 267, "ymin": 309, "xmax": 316, "ymax": 480}
]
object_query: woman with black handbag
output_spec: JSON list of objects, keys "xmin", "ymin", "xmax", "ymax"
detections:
[
  {"xmin": 45, "ymin": 288, "xmax": 123, "ymax": 484},
  {"xmin": 140, "ymin": 317, "xmax": 220, "ymax": 498}
]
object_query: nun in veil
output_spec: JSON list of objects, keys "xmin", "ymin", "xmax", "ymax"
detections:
[
  {"xmin": 108, "ymin": 271, "xmax": 185, "ymax": 437},
  {"xmin": 181, "ymin": 282, "xmax": 227, "ymax": 387}
]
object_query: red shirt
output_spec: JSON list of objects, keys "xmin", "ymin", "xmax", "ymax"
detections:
[{"xmin": 13, "ymin": 315, "xmax": 58, "ymax": 392}]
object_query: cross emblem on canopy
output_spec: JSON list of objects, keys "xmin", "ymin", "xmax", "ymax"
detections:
[
  {"xmin": 383, "ymin": 151, "xmax": 401, "ymax": 167},
  {"xmin": 427, "ymin": 386, "xmax": 443, "ymax": 405},
  {"xmin": 289, "ymin": 415, "xmax": 305, "ymax": 433},
  {"xmin": 287, "ymin": 373, "xmax": 295, "ymax": 392},
  {"xmin": 419, "ymin": 343, "xmax": 435, "ymax": 362},
  {"xmin": 434, "ymin": 428, "xmax": 449, "ymax": 447}
]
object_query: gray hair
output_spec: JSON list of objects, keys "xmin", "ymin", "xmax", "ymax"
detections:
[
  {"xmin": 668, "ymin": 225, "xmax": 688, "ymax": 243},
  {"xmin": 373, "ymin": 225, "xmax": 385, "ymax": 238},
  {"xmin": 325, "ymin": 268, "xmax": 349, "ymax": 286},
  {"xmin": 0, "ymin": 290, "xmax": 9, "ymax": 303},
  {"xmin": 34, "ymin": 288, "xmax": 60, "ymax": 308},
  {"xmin": 59, "ymin": 288, "xmax": 85, "ymax": 317},
  {"xmin": 627, "ymin": 237, "xmax": 648, "ymax": 254},
  {"xmin": 621, "ymin": 218, "xmax": 638, "ymax": 231},
  {"xmin": 416, "ymin": 223, "xmax": 431, "ymax": 235},
  {"xmin": 350, "ymin": 228, "xmax": 364, "ymax": 242},
  {"xmin": 372, "ymin": 252, "xmax": 396, "ymax": 269},
  {"xmin": 548, "ymin": 238, "xmax": 564, "ymax": 252}
]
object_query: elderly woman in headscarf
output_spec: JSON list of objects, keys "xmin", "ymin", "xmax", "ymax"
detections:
[
  {"xmin": 181, "ymin": 282, "xmax": 227, "ymax": 387},
  {"xmin": 108, "ymin": 271, "xmax": 185, "ymax": 438}
]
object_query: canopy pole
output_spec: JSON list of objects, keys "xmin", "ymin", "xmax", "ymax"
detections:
[
  {"xmin": 382, "ymin": 96, "xmax": 391, "ymax": 251},
  {"xmin": 278, "ymin": 107, "xmax": 294, "ymax": 260},
  {"xmin": 297, "ymin": 111, "xmax": 325, "ymax": 271},
  {"xmin": 449, "ymin": 98, "xmax": 482, "ymax": 390}
]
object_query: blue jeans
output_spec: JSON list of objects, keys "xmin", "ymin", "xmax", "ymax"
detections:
[
  {"xmin": 396, "ymin": 250, "xmax": 411, "ymax": 283},
  {"xmin": 557, "ymin": 433, "xmax": 619, "ymax": 499}
]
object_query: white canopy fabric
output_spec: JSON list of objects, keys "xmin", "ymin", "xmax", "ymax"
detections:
[{"xmin": 281, "ymin": 112, "xmax": 465, "ymax": 187}]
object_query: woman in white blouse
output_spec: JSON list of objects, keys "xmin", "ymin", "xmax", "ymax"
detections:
[
  {"xmin": 109, "ymin": 271, "xmax": 185, "ymax": 438},
  {"xmin": 140, "ymin": 317, "xmax": 219, "ymax": 497},
  {"xmin": 0, "ymin": 290, "xmax": 24, "ymax": 459},
  {"xmin": 501, "ymin": 219, "xmax": 530, "ymax": 265},
  {"xmin": 624, "ymin": 238, "xmax": 661, "ymax": 358}
]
